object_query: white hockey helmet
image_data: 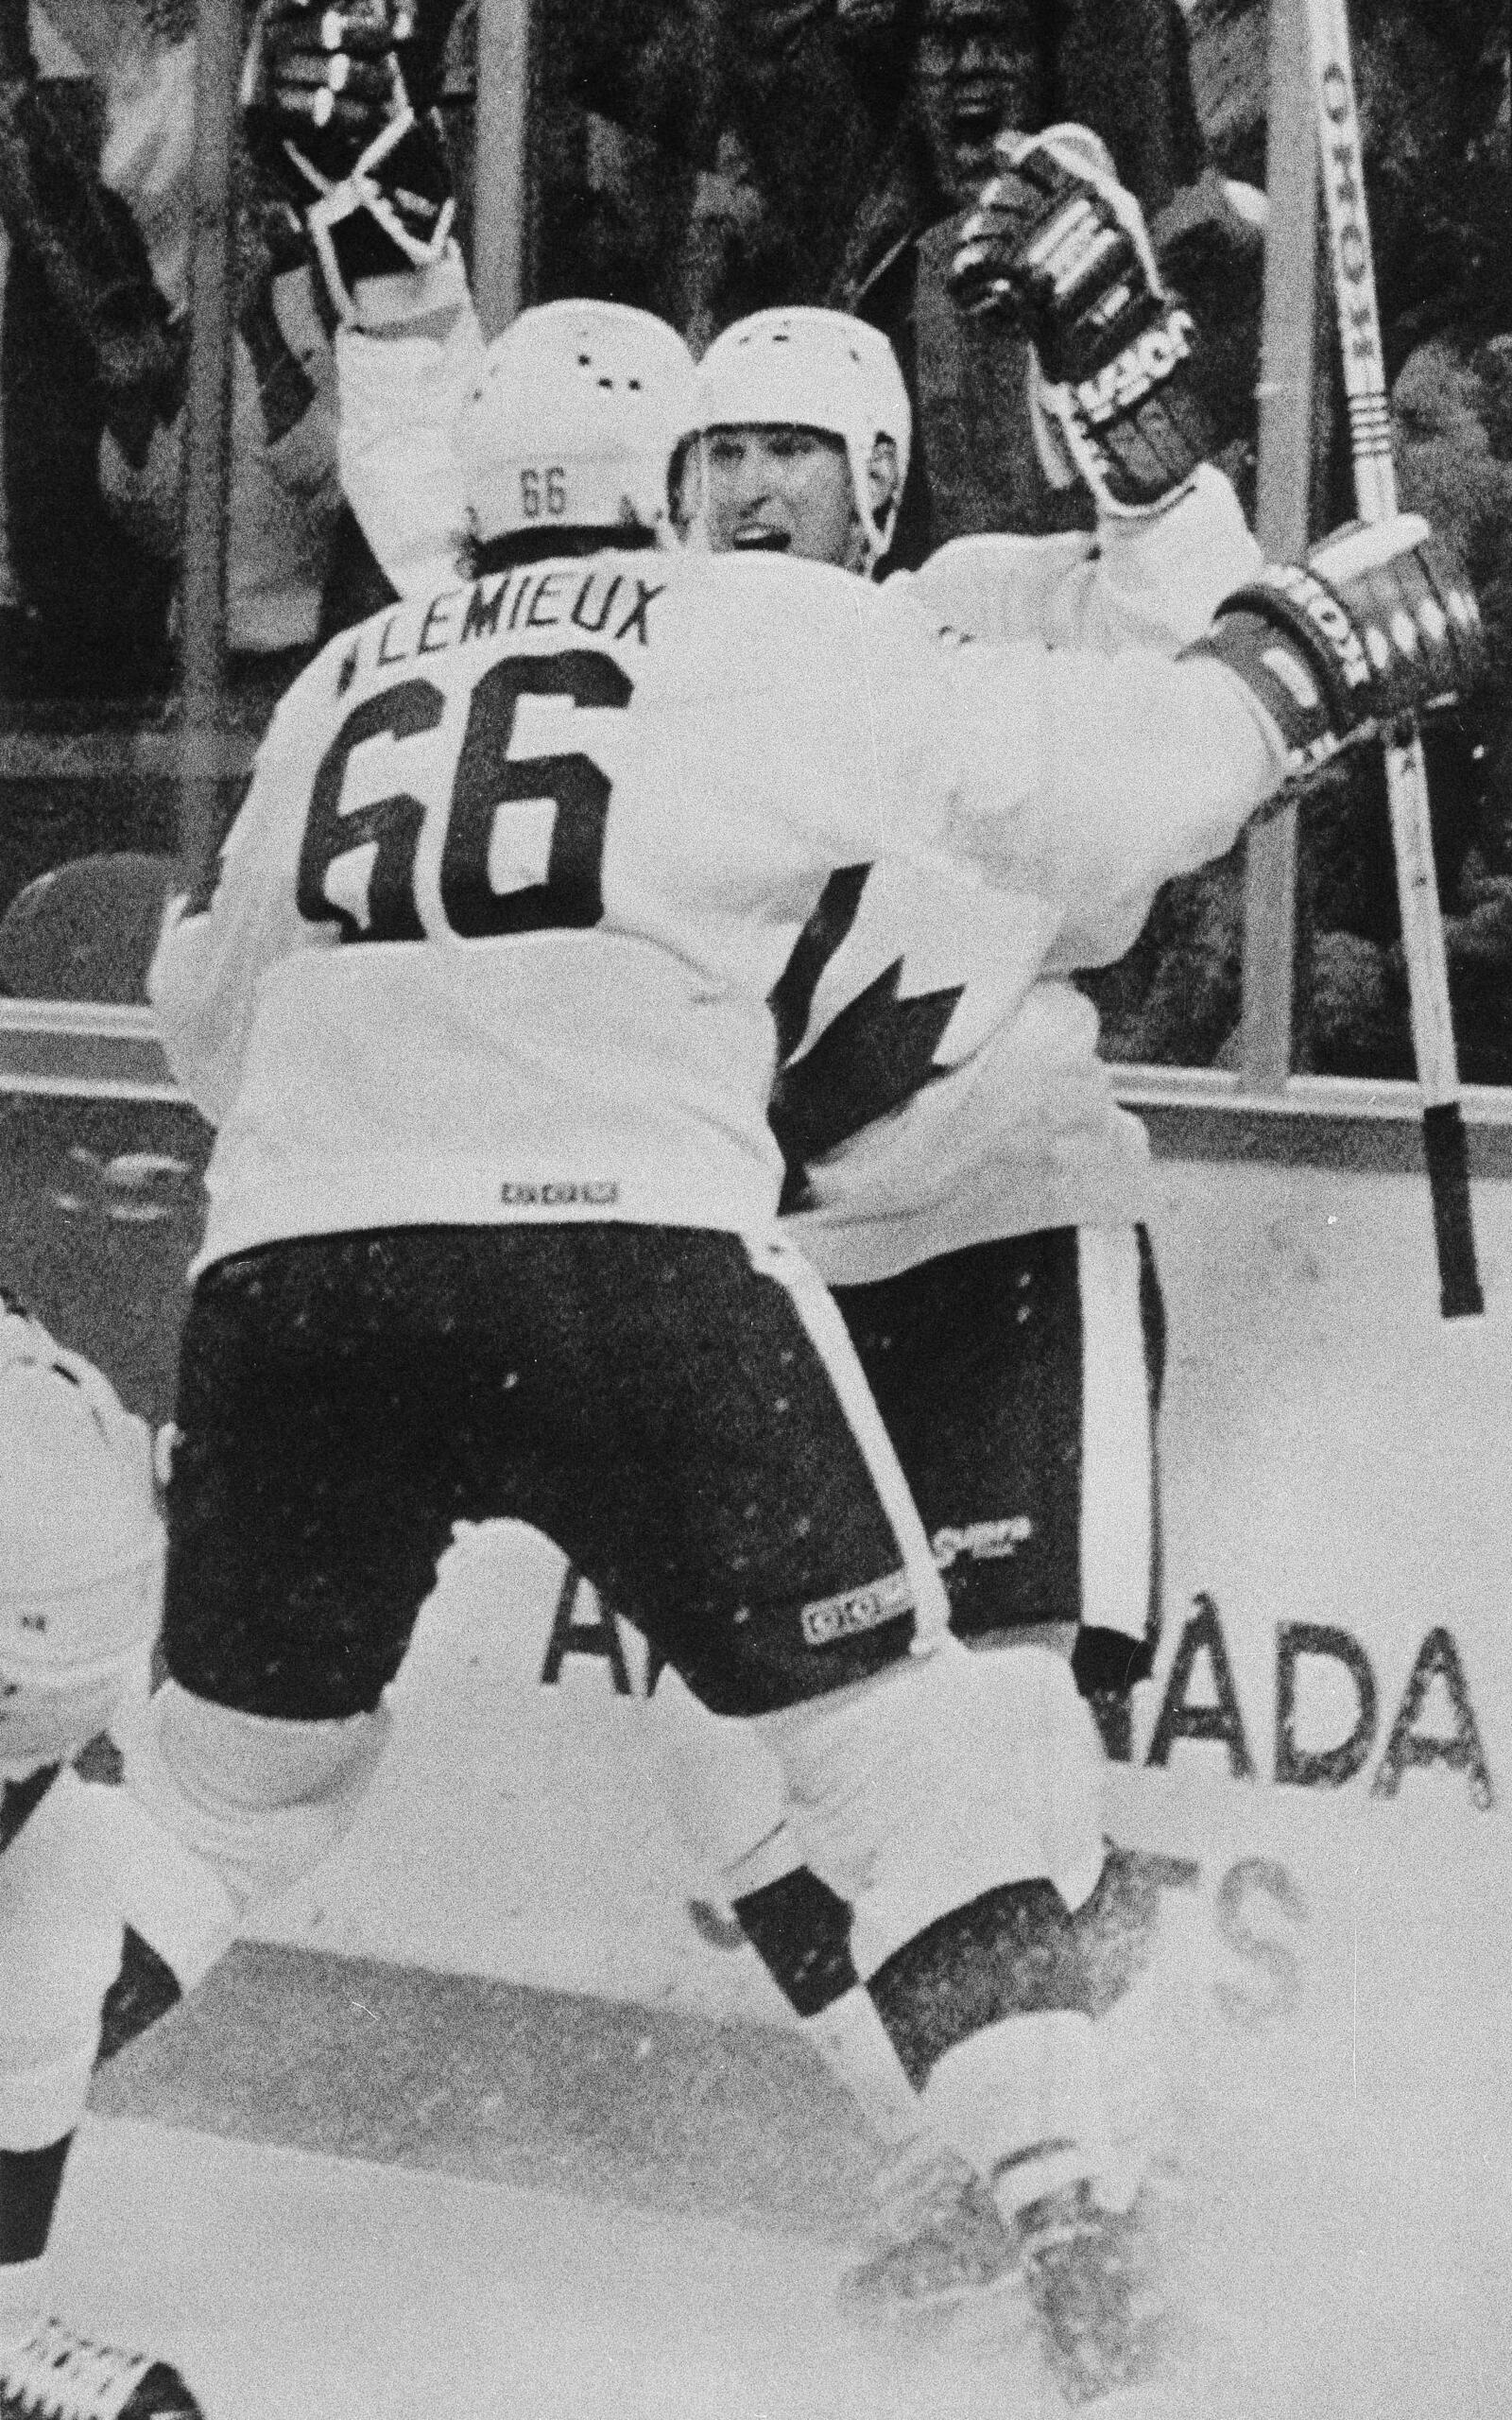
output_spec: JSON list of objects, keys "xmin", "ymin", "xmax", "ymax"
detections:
[
  {"xmin": 0, "ymin": 1297, "xmax": 163, "ymax": 1771},
  {"xmin": 454, "ymin": 298, "xmax": 697, "ymax": 545},
  {"xmin": 693, "ymin": 308, "xmax": 913, "ymax": 567}
]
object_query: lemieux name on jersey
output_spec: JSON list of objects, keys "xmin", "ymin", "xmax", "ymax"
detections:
[{"xmin": 347, "ymin": 567, "xmax": 670, "ymax": 683}]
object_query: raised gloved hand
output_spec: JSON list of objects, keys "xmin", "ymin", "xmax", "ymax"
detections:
[
  {"xmin": 241, "ymin": 0, "xmax": 455, "ymax": 321},
  {"xmin": 1185, "ymin": 514, "xmax": 1486, "ymax": 781},
  {"xmin": 948, "ymin": 123, "xmax": 1211, "ymax": 516}
]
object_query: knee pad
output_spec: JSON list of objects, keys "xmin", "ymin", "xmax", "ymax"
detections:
[
  {"xmin": 651, "ymin": 1666, "xmax": 796, "ymax": 1903},
  {"xmin": 0, "ymin": 1650, "xmax": 151, "ymax": 1782},
  {"xmin": 114, "ymin": 1681, "xmax": 392, "ymax": 1984},
  {"xmin": 763, "ymin": 1637, "xmax": 1106, "ymax": 1979},
  {"xmin": 0, "ymin": 1772, "xmax": 126, "ymax": 2148},
  {"xmin": 1, "ymin": 1299, "xmax": 164, "ymax": 1777}
]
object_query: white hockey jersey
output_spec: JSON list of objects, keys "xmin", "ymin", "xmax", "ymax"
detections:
[
  {"xmin": 334, "ymin": 266, "xmax": 481, "ymax": 597},
  {"xmin": 150, "ymin": 539, "xmax": 1281, "ymax": 1274},
  {"xmin": 773, "ymin": 487, "xmax": 1263, "ymax": 1278},
  {"xmin": 333, "ymin": 300, "xmax": 1264, "ymax": 1279}
]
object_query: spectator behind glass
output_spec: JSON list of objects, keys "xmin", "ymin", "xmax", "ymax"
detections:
[
  {"xmin": 91, "ymin": 7, "xmax": 341, "ymax": 693},
  {"xmin": 0, "ymin": 0, "xmax": 339, "ymax": 704},
  {"xmin": 827, "ymin": 0, "xmax": 1248, "ymax": 567},
  {"xmin": 0, "ymin": 0, "xmax": 178, "ymax": 694}
]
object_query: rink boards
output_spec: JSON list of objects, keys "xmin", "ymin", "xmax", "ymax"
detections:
[{"xmin": 4, "ymin": 1068, "xmax": 1511, "ymax": 2142}]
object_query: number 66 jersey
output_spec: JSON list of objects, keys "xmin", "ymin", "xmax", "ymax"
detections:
[{"xmin": 151, "ymin": 537, "xmax": 1280, "ymax": 1274}]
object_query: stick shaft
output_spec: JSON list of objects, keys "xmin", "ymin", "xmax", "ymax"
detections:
[
  {"xmin": 1240, "ymin": 0, "xmax": 1316, "ymax": 1091},
  {"xmin": 179, "ymin": 0, "xmax": 238, "ymax": 906},
  {"xmin": 1305, "ymin": 0, "xmax": 1482, "ymax": 1315},
  {"xmin": 1308, "ymin": 0, "xmax": 1396, "ymax": 501},
  {"xmin": 1310, "ymin": 0, "xmax": 1448, "ymax": 1094}
]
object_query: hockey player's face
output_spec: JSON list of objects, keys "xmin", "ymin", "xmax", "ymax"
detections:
[
  {"xmin": 913, "ymin": 0, "xmax": 1049, "ymax": 207},
  {"xmin": 702, "ymin": 425, "xmax": 866, "ymax": 571}
]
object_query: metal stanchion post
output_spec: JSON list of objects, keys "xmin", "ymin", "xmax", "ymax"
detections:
[
  {"xmin": 1239, "ymin": 0, "xmax": 1318, "ymax": 1090},
  {"xmin": 177, "ymin": 0, "xmax": 240, "ymax": 903},
  {"xmin": 472, "ymin": 0, "xmax": 532, "ymax": 339}
]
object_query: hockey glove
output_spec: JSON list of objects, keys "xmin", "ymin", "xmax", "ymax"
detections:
[
  {"xmin": 948, "ymin": 123, "xmax": 1211, "ymax": 517},
  {"xmin": 241, "ymin": 0, "xmax": 455, "ymax": 322},
  {"xmin": 1185, "ymin": 515, "xmax": 1485, "ymax": 783}
]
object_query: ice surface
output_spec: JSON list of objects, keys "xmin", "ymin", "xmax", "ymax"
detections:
[
  {"xmin": 61, "ymin": 1957, "xmax": 1512, "ymax": 2420},
  {"xmin": 49, "ymin": 2118, "xmax": 1041, "ymax": 2420}
]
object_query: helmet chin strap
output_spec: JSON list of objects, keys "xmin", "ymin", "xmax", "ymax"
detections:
[
  {"xmin": 855, "ymin": 438, "xmax": 902, "ymax": 577},
  {"xmin": 843, "ymin": 510, "xmax": 877, "ymax": 580},
  {"xmin": 848, "ymin": 485, "xmax": 896, "ymax": 581}
]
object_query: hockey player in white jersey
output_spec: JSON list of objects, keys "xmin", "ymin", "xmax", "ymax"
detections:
[
  {"xmin": 125, "ymin": 261, "xmax": 1479, "ymax": 2420},
  {"xmin": 287, "ymin": 159, "xmax": 1174, "ymax": 2369},
  {"xmin": 225, "ymin": 24, "xmax": 1486, "ymax": 2402},
  {"xmin": 660, "ymin": 291, "xmax": 1207, "ymax": 2347},
  {"xmin": 0, "ymin": 1289, "xmax": 203, "ymax": 2420},
  {"xmin": 650, "ymin": 138, "xmax": 1272, "ymax": 2331},
  {"xmin": 333, "ymin": 274, "xmax": 1193, "ymax": 2376}
]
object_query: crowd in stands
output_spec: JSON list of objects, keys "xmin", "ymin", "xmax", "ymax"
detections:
[
  {"xmin": 0, "ymin": 0, "xmax": 338, "ymax": 700},
  {"xmin": 0, "ymin": 0, "xmax": 1508, "ymax": 1078}
]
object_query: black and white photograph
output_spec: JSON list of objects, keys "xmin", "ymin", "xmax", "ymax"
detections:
[{"xmin": 0, "ymin": 0, "xmax": 1508, "ymax": 2412}]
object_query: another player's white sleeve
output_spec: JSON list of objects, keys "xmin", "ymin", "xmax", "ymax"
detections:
[
  {"xmin": 902, "ymin": 527, "xmax": 1095, "ymax": 643},
  {"xmin": 148, "ymin": 708, "xmax": 331, "ymax": 1128},
  {"xmin": 881, "ymin": 475, "xmax": 1274, "ymax": 961},
  {"xmin": 1054, "ymin": 467, "xmax": 1264, "ymax": 652},
  {"xmin": 936, "ymin": 635, "xmax": 1280, "ymax": 954},
  {"xmin": 335, "ymin": 251, "xmax": 485, "ymax": 598},
  {"xmin": 850, "ymin": 568, "xmax": 1282, "ymax": 948},
  {"xmin": 908, "ymin": 467, "xmax": 1262, "ymax": 656}
]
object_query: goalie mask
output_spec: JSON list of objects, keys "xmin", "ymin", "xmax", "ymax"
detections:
[
  {"xmin": 454, "ymin": 300, "xmax": 697, "ymax": 545},
  {"xmin": 0, "ymin": 1299, "xmax": 163, "ymax": 1773},
  {"xmin": 692, "ymin": 309, "xmax": 913, "ymax": 570}
]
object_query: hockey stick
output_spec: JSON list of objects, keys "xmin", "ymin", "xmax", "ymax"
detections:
[{"xmin": 1303, "ymin": 0, "xmax": 1483, "ymax": 1318}]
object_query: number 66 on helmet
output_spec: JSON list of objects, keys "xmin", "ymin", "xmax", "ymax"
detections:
[{"xmin": 453, "ymin": 300, "xmax": 697, "ymax": 548}]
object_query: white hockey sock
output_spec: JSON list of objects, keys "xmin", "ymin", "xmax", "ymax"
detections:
[
  {"xmin": 98, "ymin": 1771, "xmax": 240, "ymax": 1994},
  {"xmin": 1092, "ymin": 1942, "xmax": 1166, "ymax": 2214},
  {"xmin": 0, "ymin": 2049, "xmax": 93, "ymax": 2154},
  {"xmin": 112, "ymin": 1683, "xmax": 392, "ymax": 1986},
  {"xmin": 765, "ymin": 1641, "xmax": 1105, "ymax": 1976},
  {"xmin": 802, "ymin": 1984, "xmax": 922, "ymax": 2150},
  {"xmin": 920, "ymin": 2007, "xmax": 1108, "ymax": 2221},
  {"xmin": 0, "ymin": 2257, "xmax": 47, "ymax": 2354}
]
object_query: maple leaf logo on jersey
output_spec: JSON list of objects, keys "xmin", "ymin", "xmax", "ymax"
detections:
[{"xmin": 771, "ymin": 957, "xmax": 967, "ymax": 1214}]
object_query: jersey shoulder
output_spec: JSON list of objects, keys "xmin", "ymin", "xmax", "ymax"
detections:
[
  {"xmin": 898, "ymin": 531, "xmax": 1094, "ymax": 645},
  {"xmin": 677, "ymin": 549, "xmax": 894, "ymax": 641},
  {"xmin": 645, "ymin": 550, "xmax": 934, "ymax": 714},
  {"xmin": 259, "ymin": 544, "xmax": 944, "ymax": 781}
]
